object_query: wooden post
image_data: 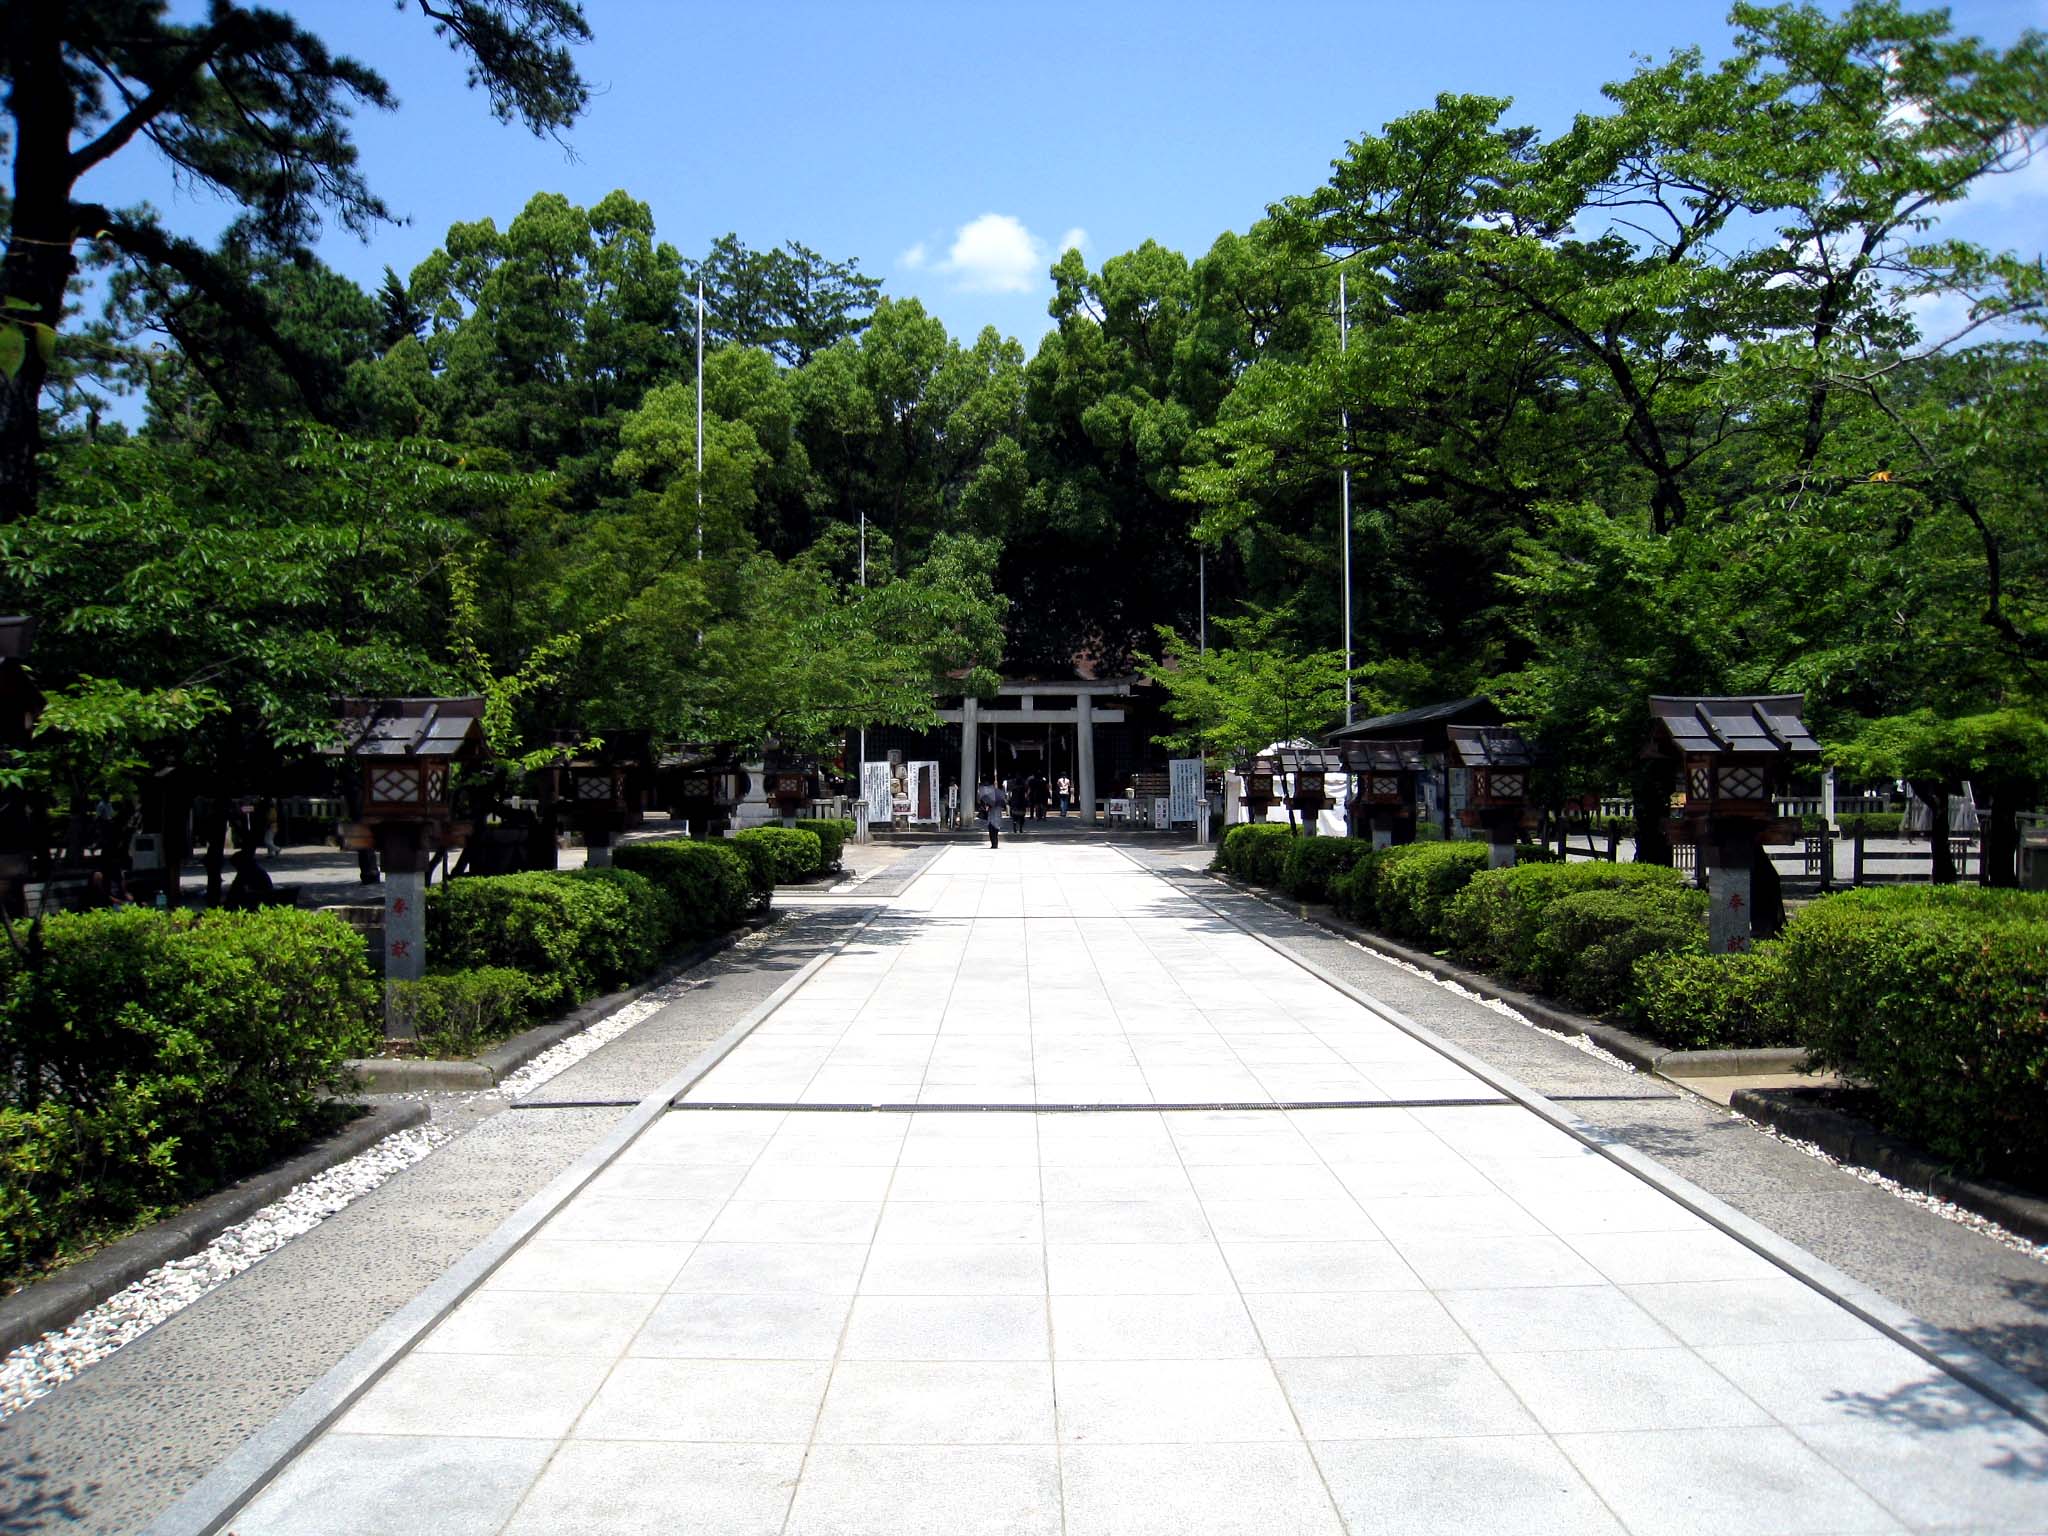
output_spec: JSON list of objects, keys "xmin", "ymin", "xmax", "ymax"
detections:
[{"xmin": 1853, "ymin": 825, "xmax": 1866, "ymax": 887}]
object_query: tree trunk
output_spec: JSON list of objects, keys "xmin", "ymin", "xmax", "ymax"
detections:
[
  {"xmin": 0, "ymin": 6, "xmax": 83, "ymax": 519},
  {"xmin": 1979, "ymin": 782, "xmax": 2020, "ymax": 889},
  {"xmin": 1909, "ymin": 779, "xmax": 1956, "ymax": 884},
  {"xmin": 1630, "ymin": 758, "xmax": 1677, "ymax": 867},
  {"xmin": 201, "ymin": 804, "xmax": 229, "ymax": 905}
]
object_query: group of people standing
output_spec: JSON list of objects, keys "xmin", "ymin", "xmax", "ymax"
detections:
[{"xmin": 974, "ymin": 772, "xmax": 1074, "ymax": 848}]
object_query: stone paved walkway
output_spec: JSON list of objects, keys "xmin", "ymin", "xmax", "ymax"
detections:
[{"xmin": 227, "ymin": 845, "xmax": 2046, "ymax": 1535}]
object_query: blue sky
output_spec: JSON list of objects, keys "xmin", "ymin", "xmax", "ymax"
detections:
[{"xmin": 66, "ymin": 0, "xmax": 2048, "ymax": 354}]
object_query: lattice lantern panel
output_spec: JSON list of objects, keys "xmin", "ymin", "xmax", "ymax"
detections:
[
  {"xmin": 1688, "ymin": 763, "xmax": 1714, "ymax": 802},
  {"xmin": 370, "ymin": 764, "xmax": 422, "ymax": 806},
  {"xmin": 1489, "ymin": 771, "xmax": 1526, "ymax": 801},
  {"xmin": 576, "ymin": 772, "xmax": 614, "ymax": 802},
  {"xmin": 1369, "ymin": 775, "xmax": 1402, "ymax": 801},
  {"xmin": 1718, "ymin": 764, "xmax": 1767, "ymax": 802}
]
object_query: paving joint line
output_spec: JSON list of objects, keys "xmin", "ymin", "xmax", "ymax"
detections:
[
  {"xmin": 668, "ymin": 1097, "xmax": 1513, "ymax": 1113},
  {"xmin": 1125, "ymin": 849, "xmax": 2048, "ymax": 1438}
]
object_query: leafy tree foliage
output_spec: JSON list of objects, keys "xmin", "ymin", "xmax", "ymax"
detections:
[{"xmin": 0, "ymin": 0, "xmax": 593, "ymax": 509}]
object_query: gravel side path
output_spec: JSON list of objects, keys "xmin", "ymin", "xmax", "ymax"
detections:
[
  {"xmin": 1130, "ymin": 845, "xmax": 2048, "ymax": 1393},
  {"xmin": 0, "ymin": 906, "xmax": 874, "ymax": 1536}
]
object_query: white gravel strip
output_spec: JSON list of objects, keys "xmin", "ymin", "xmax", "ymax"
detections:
[
  {"xmin": 497, "ymin": 920, "xmax": 783, "ymax": 1099},
  {"xmin": 1342, "ymin": 935, "xmax": 1641, "ymax": 1074},
  {"xmin": 1747, "ymin": 1115, "xmax": 2048, "ymax": 1267},
  {"xmin": 0, "ymin": 1121, "xmax": 452, "ymax": 1421}
]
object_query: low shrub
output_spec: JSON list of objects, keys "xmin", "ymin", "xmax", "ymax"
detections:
[
  {"xmin": 1280, "ymin": 836, "xmax": 1373, "ymax": 903},
  {"xmin": 1629, "ymin": 945, "xmax": 1795, "ymax": 1050},
  {"xmin": 430, "ymin": 870, "xmax": 654, "ymax": 1008},
  {"xmin": 734, "ymin": 826, "xmax": 825, "ymax": 884},
  {"xmin": 1529, "ymin": 883, "xmax": 1708, "ymax": 1015},
  {"xmin": 1374, "ymin": 842, "xmax": 1491, "ymax": 945},
  {"xmin": 1, "ymin": 1093, "xmax": 168, "ymax": 1282},
  {"xmin": 1779, "ymin": 886, "xmax": 2048, "ymax": 1181},
  {"xmin": 1331, "ymin": 846, "xmax": 1391, "ymax": 925},
  {"xmin": 614, "ymin": 838, "xmax": 753, "ymax": 933},
  {"xmin": 1514, "ymin": 844, "xmax": 1561, "ymax": 865},
  {"xmin": 1216, "ymin": 823, "xmax": 1296, "ymax": 885},
  {"xmin": 1798, "ymin": 811, "xmax": 1905, "ymax": 837},
  {"xmin": 1446, "ymin": 861, "xmax": 1686, "ymax": 981},
  {"xmin": 795, "ymin": 817, "xmax": 855, "ymax": 871},
  {"xmin": 388, "ymin": 967, "xmax": 541, "ymax": 1058},
  {"xmin": 562, "ymin": 866, "xmax": 679, "ymax": 971},
  {"xmin": 0, "ymin": 906, "xmax": 378, "ymax": 1278}
]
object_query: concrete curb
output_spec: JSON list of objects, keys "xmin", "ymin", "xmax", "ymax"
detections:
[
  {"xmin": 343, "ymin": 913, "xmax": 781, "ymax": 1093},
  {"xmin": 1212, "ymin": 876, "xmax": 1811, "ymax": 1079},
  {"xmin": 0, "ymin": 1100, "xmax": 429, "ymax": 1359},
  {"xmin": 1732, "ymin": 1086, "xmax": 2048, "ymax": 1248},
  {"xmin": 1162, "ymin": 860, "xmax": 2048, "ymax": 1438},
  {"xmin": 143, "ymin": 906, "xmax": 887, "ymax": 1536}
]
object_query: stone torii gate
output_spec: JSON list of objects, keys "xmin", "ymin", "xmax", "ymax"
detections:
[{"xmin": 938, "ymin": 680, "xmax": 1131, "ymax": 825}]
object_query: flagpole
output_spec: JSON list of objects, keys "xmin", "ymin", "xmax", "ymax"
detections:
[
  {"xmin": 1340, "ymin": 268, "xmax": 1353, "ymax": 725},
  {"xmin": 695, "ymin": 280, "xmax": 705, "ymax": 564}
]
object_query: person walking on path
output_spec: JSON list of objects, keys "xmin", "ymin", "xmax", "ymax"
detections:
[
  {"xmin": 1057, "ymin": 774, "xmax": 1072, "ymax": 816},
  {"xmin": 977, "ymin": 779, "xmax": 1008, "ymax": 849}
]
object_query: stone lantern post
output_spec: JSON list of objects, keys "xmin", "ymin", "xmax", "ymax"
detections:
[
  {"xmin": 1340, "ymin": 738, "xmax": 1426, "ymax": 848},
  {"xmin": 1648, "ymin": 695, "xmax": 1817, "ymax": 954},
  {"xmin": 331, "ymin": 697, "xmax": 487, "ymax": 1036},
  {"xmin": 1449, "ymin": 725, "xmax": 1538, "ymax": 868}
]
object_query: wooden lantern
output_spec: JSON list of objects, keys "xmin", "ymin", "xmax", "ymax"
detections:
[
  {"xmin": 1648, "ymin": 694, "xmax": 1819, "ymax": 952},
  {"xmin": 1339, "ymin": 738, "xmax": 1426, "ymax": 846},
  {"xmin": 1277, "ymin": 747, "xmax": 1343, "ymax": 820},
  {"xmin": 329, "ymin": 697, "xmax": 487, "ymax": 1019},
  {"xmin": 1449, "ymin": 725, "xmax": 1538, "ymax": 865}
]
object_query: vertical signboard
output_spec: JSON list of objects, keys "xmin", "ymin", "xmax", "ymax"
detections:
[
  {"xmin": 862, "ymin": 761, "xmax": 894, "ymax": 826},
  {"xmin": 1168, "ymin": 758, "xmax": 1204, "ymax": 824}
]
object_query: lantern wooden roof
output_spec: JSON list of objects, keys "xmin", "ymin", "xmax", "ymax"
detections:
[
  {"xmin": 1446, "ymin": 725, "xmax": 1536, "ymax": 770},
  {"xmin": 331, "ymin": 698, "xmax": 487, "ymax": 761},
  {"xmin": 1648, "ymin": 695, "xmax": 1819, "ymax": 761},
  {"xmin": 1338, "ymin": 738, "xmax": 1428, "ymax": 772},
  {"xmin": 1274, "ymin": 746, "xmax": 1344, "ymax": 775}
]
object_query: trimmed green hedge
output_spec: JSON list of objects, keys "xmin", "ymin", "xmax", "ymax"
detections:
[
  {"xmin": 1280, "ymin": 836, "xmax": 1372, "ymax": 903},
  {"xmin": 613, "ymin": 838, "xmax": 753, "ymax": 933},
  {"xmin": 388, "ymin": 966, "xmax": 541, "ymax": 1058},
  {"xmin": 1, "ymin": 907, "xmax": 378, "ymax": 1279},
  {"xmin": 1446, "ymin": 861, "xmax": 1686, "ymax": 981},
  {"xmin": 734, "ymin": 825, "xmax": 825, "ymax": 884},
  {"xmin": 1331, "ymin": 846, "xmax": 1392, "ymax": 926},
  {"xmin": 1530, "ymin": 884, "xmax": 1708, "ymax": 1014},
  {"xmin": 1798, "ymin": 811, "xmax": 1906, "ymax": 838},
  {"xmin": 1374, "ymin": 843, "xmax": 1492, "ymax": 945},
  {"xmin": 429, "ymin": 868, "xmax": 667, "ymax": 1009},
  {"xmin": 795, "ymin": 818, "xmax": 855, "ymax": 871},
  {"xmin": 1629, "ymin": 945, "xmax": 1794, "ymax": 1050},
  {"xmin": 1216, "ymin": 823, "xmax": 1296, "ymax": 885},
  {"xmin": 1779, "ymin": 887, "xmax": 2048, "ymax": 1181}
]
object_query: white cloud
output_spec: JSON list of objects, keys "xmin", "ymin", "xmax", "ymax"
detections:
[
  {"xmin": 940, "ymin": 213, "xmax": 1045, "ymax": 293},
  {"xmin": 907, "ymin": 213, "xmax": 1086, "ymax": 294}
]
